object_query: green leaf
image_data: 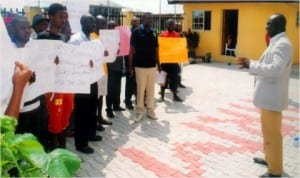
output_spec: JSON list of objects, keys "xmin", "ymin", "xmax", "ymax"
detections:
[
  {"xmin": 12, "ymin": 133, "xmax": 46, "ymax": 156},
  {"xmin": 33, "ymin": 149, "xmax": 81, "ymax": 177},
  {"xmin": 0, "ymin": 115, "xmax": 17, "ymax": 134}
]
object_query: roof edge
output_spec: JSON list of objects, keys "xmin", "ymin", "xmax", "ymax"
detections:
[{"xmin": 168, "ymin": 0, "xmax": 300, "ymax": 4}]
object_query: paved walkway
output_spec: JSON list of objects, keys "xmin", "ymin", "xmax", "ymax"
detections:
[{"xmin": 67, "ymin": 62, "xmax": 300, "ymax": 178}]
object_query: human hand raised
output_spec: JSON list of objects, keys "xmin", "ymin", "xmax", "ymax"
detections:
[{"xmin": 13, "ymin": 61, "xmax": 33, "ymax": 88}]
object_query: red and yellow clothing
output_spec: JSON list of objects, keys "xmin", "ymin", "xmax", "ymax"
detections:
[
  {"xmin": 160, "ymin": 30, "xmax": 180, "ymax": 38},
  {"xmin": 46, "ymin": 93, "xmax": 73, "ymax": 134}
]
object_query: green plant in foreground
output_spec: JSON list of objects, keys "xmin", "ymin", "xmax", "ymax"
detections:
[{"xmin": 0, "ymin": 115, "xmax": 81, "ymax": 177}]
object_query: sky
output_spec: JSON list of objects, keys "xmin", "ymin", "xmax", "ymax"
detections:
[{"xmin": 0, "ymin": 0, "xmax": 183, "ymax": 14}]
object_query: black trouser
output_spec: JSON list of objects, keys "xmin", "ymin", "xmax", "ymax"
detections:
[
  {"xmin": 74, "ymin": 82, "xmax": 98, "ymax": 149},
  {"xmin": 17, "ymin": 106, "xmax": 42, "ymax": 139},
  {"xmin": 161, "ymin": 63, "xmax": 180, "ymax": 92},
  {"xmin": 16, "ymin": 96, "xmax": 48, "ymax": 149},
  {"xmin": 125, "ymin": 72, "xmax": 136, "ymax": 106},
  {"xmin": 106, "ymin": 69, "xmax": 122, "ymax": 111}
]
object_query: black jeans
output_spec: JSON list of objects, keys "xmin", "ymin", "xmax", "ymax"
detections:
[
  {"xmin": 74, "ymin": 82, "xmax": 98, "ymax": 149},
  {"xmin": 106, "ymin": 69, "xmax": 123, "ymax": 111},
  {"xmin": 161, "ymin": 63, "xmax": 180, "ymax": 92},
  {"xmin": 125, "ymin": 72, "xmax": 136, "ymax": 105}
]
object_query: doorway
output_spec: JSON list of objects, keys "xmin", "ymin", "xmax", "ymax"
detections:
[{"xmin": 222, "ymin": 10, "xmax": 238, "ymax": 56}]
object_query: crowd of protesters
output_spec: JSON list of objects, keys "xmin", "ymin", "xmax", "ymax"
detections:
[{"xmin": 2, "ymin": 2, "xmax": 186, "ymax": 154}]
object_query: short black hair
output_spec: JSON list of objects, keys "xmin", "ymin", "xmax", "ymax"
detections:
[{"xmin": 48, "ymin": 3, "xmax": 65, "ymax": 16}]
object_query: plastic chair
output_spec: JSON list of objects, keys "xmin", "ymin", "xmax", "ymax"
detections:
[{"xmin": 225, "ymin": 43, "xmax": 236, "ymax": 56}]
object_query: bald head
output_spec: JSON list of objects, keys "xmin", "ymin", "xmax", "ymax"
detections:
[
  {"xmin": 266, "ymin": 13, "xmax": 286, "ymax": 37},
  {"xmin": 95, "ymin": 15, "xmax": 107, "ymax": 31},
  {"xmin": 80, "ymin": 13, "xmax": 95, "ymax": 35}
]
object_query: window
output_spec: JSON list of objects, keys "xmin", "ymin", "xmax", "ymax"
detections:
[{"xmin": 192, "ymin": 10, "xmax": 211, "ymax": 30}]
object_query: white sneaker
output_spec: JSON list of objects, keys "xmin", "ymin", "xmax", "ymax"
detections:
[
  {"xmin": 134, "ymin": 114, "xmax": 144, "ymax": 122},
  {"xmin": 146, "ymin": 112, "xmax": 158, "ymax": 120}
]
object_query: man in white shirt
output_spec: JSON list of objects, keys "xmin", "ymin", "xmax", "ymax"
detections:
[
  {"xmin": 69, "ymin": 13, "xmax": 102, "ymax": 154},
  {"xmin": 237, "ymin": 14, "xmax": 293, "ymax": 177}
]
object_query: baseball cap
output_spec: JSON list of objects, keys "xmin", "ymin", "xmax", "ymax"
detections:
[{"xmin": 31, "ymin": 14, "xmax": 49, "ymax": 27}]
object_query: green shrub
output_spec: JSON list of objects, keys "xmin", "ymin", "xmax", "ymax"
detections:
[{"xmin": 0, "ymin": 115, "xmax": 81, "ymax": 177}]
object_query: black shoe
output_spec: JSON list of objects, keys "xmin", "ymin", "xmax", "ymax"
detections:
[
  {"xmin": 89, "ymin": 135, "xmax": 102, "ymax": 141},
  {"xmin": 113, "ymin": 107, "xmax": 125, "ymax": 111},
  {"xmin": 99, "ymin": 119, "xmax": 112, "ymax": 125},
  {"xmin": 126, "ymin": 104, "xmax": 134, "ymax": 110},
  {"xmin": 253, "ymin": 157, "xmax": 268, "ymax": 166},
  {"xmin": 106, "ymin": 110, "xmax": 115, "ymax": 118},
  {"xmin": 173, "ymin": 95, "xmax": 183, "ymax": 102},
  {"xmin": 259, "ymin": 172, "xmax": 281, "ymax": 177},
  {"xmin": 179, "ymin": 83, "xmax": 186, "ymax": 88},
  {"xmin": 76, "ymin": 146, "xmax": 94, "ymax": 154},
  {"xmin": 96, "ymin": 125, "xmax": 105, "ymax": 131}
]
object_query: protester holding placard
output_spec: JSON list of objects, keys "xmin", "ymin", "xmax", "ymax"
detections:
[
  {"xmin": 69, "ymin": 13, "xmax": 102, "ymax": 154},
  {"xmin": 37, "ymin": 3, "xmax": 74, "ymax": 151},
  {"xmin": 8, "ymin": 15, "xmax": 48, "ymax": 148},
  {"xmin": 158, "ymin": 19, "xmax": 183, "ymax": 102}
]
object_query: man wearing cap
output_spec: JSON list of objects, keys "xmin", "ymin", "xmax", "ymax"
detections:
[{"xmin": 31, "ymin": 13, "xmax": 49, "ymax": 39}]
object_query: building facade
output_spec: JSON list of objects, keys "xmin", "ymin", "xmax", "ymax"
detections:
[{"xmin": 168, "ymin": 0, "xmax": 299, "ymax": 64}]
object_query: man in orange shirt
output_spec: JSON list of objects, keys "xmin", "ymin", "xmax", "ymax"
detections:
[{"xmin": 159, "ymin": 19, "xmax": 183, "ymax": 102}]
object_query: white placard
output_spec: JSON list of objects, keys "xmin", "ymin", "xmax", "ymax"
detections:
[
  {"xmin": 65, "ymin": 0, "xmax": 89, "ymax": 33},
  {"xmin": 99, "ymin": 29, "xmax": 120, "ymax": 63},
  {"xmin": 1, "ymin": 38, "xmax": 107, "ymax": 104}
]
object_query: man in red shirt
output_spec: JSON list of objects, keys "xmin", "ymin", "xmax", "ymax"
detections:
[{"xmin": 159, "ymin": 19, "xmax": 183, "ymax": 102}]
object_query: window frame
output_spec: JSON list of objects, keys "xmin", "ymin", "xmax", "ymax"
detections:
[{"xmin": 192, "ymin": 10, "xmax": 211, "ymax": 31}]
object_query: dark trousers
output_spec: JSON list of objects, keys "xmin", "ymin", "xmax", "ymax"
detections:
[
  {"xmin": 161, "ymin": 63, "xmax": 180, "ymax": 92},
  {"xmin": 74, "ymin": 82, "xmax": 98, "ymax": 149},
  {"xmin": 125, "ymin": 72, "xmax": 136, "ymax": 105},
  {"xmin": 16, "ymin": 96, "xmax": 48, "ymax": 149},
  {"xmin": 106, "ymin": 69, "xmax": 122, "ymax": 111},
  {"xmin": 17, "ymin": 106, "xmax": 42, "ymax": 140}
]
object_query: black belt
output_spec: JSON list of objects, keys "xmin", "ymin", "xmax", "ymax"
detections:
[{"xmin": 24, "ymin": 97, "xmax": 40, "ymax": 106}]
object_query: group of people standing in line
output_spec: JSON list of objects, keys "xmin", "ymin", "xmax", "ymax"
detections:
[{"xmin": 2, "ymin": 3, "xmax": 186, "ymax": 154}]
